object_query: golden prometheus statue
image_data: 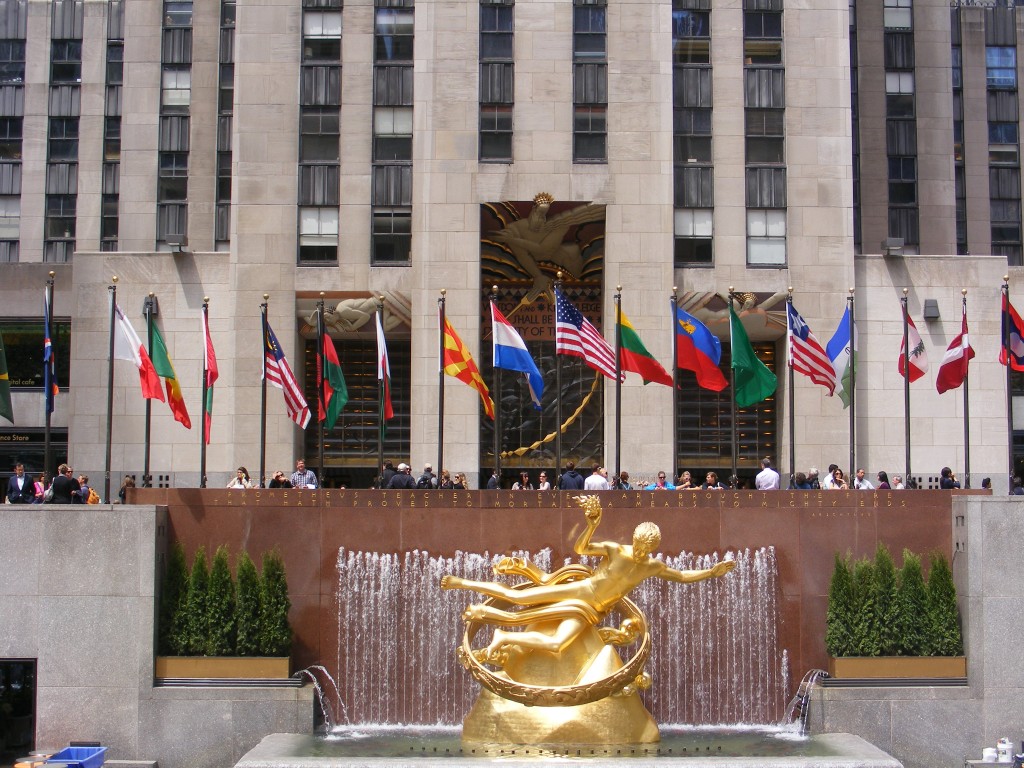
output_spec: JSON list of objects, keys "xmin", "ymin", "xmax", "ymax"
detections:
[{"xmin": 440, "ymin": 495, "xmax": 735, "ymax": 745}]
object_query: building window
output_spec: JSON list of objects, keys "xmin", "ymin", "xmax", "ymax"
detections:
[
  {"xmin": 573, "ymin": 105, "xmax": 606, "ymax": 162},
  {"xmin": 47, "ymin": 117, "xmax": 78, "ymax": 162},
  {"xmin": 101, "ymin": 193, "xmax": 118, "ymax": 249},
  {"xmin": 573, "ymin": 0, "xmax": 606, "ymax": 163},
  {"xmin": 0, "ymin": 117, "xmax": 22, "ymax": 161},
  {"xmin": 0, "ymin": 40, "xmax": 26, "ymax": 85},
  {"xmin": 50, "ymin": 39, "xmax": 81, "ymax": 84},
  {"xmin": 479, "ymin": 104, "xmax": 512, "ymax": 161},
  {"xmin": 304, "ymin": 11, "xmax": 341, "ymax": 62},
  {"xmin": 987, "ymin": 46, "xmax": 1016, "ymax": 89},
  {"xmin": 375, "ymin": 8, "xmax": 414, "ymax": 62},
  {"xmin": 299, "ymin": 206, "xmax": 338, "ymax": 262},
  {"xmin": 747, "ymin": 209, "xmax": 786, "ymax": 265},
  {"xmin": 888, "ymin": 156, "xmax": 917, "ymax": 204},
  {"xmin": 885, "ymin": 71, "xmax": 914, "ymax": 118},
  {"xmin": 883, "ymin": 0, "xmax": 912, "ymax": 30},
  {"xmin": 0, "ymin": 195, "xmax": 20, "ymax": 240},
  {"xmin": 672, "ymin": 6, "xmax": 709, "ymax": 65},
  {"xmin": 573, "ymin": 4, "xmax": 606, "ymax": 60},
  {"xmin": 373, "ymin": 106, "xmax": 412, "ymax": 161},
  {"xmin": 161, "ymin": 67, "xmax": 191, "ymax": 112},
  {"xmin": 674, "ymin": 208, "xmax": 712, "ymax": 266},
  {"xmin": 479, "ymin": 0, "xmax": 513, "ymax": 162},
  {"xmin": 372, "ymin": 208, "xmax": 411, "ymax": 264},
  {"xmin": 104, "ymin": 116, "xmax": 120, "ymax": 161},
  {"xmin": 745, "ymin": 108, "xmax": 784, "ymax": 164},
  {"xmin": 164, "ymin": 1, "xmax": 193, "ymax": 28}
]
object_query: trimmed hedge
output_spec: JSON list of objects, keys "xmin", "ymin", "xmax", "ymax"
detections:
[
  {"xmin": 826, "ymin": 544, "xmax": 963, "ymax": 657},
  {"xmin": 160, "ymin": 545, "xmax": 291, "ymax": 657}
]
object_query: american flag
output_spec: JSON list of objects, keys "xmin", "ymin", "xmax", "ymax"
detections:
[
  {"xmin": 787, "ymin": 301, "xmax": 836, "ymax": 395},
  {"xmin": 262, "ymin": 315, "xmax": 311, "ymax": 428},
  {"xmin": 554, "ymin": 288, "xmax": 617, "ymax": 379}
]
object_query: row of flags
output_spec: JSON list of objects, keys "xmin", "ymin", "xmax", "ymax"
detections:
[{"xmin": 7, "ymin": 287, "xmax": 1024, "ymax": 432}]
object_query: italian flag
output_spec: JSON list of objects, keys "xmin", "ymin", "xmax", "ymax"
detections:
[
  {"xmin": 150, "ymin": 323, "xmax": 192, "ymax": 428},
  {"xmin": 113, "ymin": 304, "xmax": 164, "ymax": 401},
  {"xmin": 618, "ymin": 309, "xmax": 673, "ymax": 387}
]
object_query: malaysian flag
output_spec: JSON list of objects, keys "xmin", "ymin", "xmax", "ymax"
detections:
[
  {"xmin": 554, "ymin": 287, "xmax": 618, "ymax": 379},
  {"xmin": 262, "ymin": 315, "xmax": 311, "ymax": 428},
  {"xmin": 787, "ymin": 301, "xmax": 836, "ymax": 395}
]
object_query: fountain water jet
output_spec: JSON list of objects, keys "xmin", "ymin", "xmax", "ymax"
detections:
[{"xmin": 334, "ymin": 546, "xmax": 787, "ymax": 726}]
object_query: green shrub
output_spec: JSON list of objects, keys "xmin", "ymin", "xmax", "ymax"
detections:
[
  {"xmin": 851, "ymin": 557, "xmax": 879, "ymax": 656},
  {"xmin": 159, "ymin": 542, "xmax": 190, "ymax": 655},
  {"xmin": 259, "ymin": 550, "xmax": 292, "ymax": 657},
  {"xmin": 825, "ymin": 553, "xmax": 855, "ymax": 657},
  {"xmin": 926, "ymin": 551, "xmax": 963, "ymax": 656},
  {"xmin": 183, "ymin": 546, "xmax": 210, "ymax": 656},
  {"xmin": 235, "ymin": 551, "xmax": 262, "ymax": 656},
  {"xmin": 826, "ymin": 545, "xmax": 963, "ymax": 658},
  {"xmin": 873, "ymin": 544, "xmax": 901, "ymax": 656},
  {"xmin": 206, "ymin": 545, "xmax": 237, "ymax": 656},
  {"xmin": 895, "ymin": 549, "xmax": 929, "ymax": 656}
]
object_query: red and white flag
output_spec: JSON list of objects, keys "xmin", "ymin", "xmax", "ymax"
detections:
[
  {"xmin": 898, "ymin": 307, "xmax": 929, "ymax": 383},
  {"xmin": 113, "ymin": 303, "xmax": 164, "ymax": 401},
  {"xmin": 376, "ymin": 312, "xmax": 393, "ymax": 421},
  {"xmin": 936, "ymin": 309, "xmax": 975, "ymax": 394}
]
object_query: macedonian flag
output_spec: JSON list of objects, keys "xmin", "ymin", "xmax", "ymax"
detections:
[{"xmin": 442, "ymin": 316, "xmax": 494, "ymax": 420}]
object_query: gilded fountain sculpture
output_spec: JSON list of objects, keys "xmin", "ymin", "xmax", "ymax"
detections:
[{"xmin": 440, "ymin": 495, "xmax": 735, "ymax": 744}]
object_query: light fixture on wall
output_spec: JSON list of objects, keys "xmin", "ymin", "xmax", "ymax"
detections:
[
  {"xmin": 166, "ymin": 233, "xmax": 189, "ymax": 254},
  {"xmin": 881, "ymin": 237, "xmax": 904, "ymax": 257}
]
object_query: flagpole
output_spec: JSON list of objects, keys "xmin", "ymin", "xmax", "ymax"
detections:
[
  {"xmin": 614, "ymin": 285, "xmax": 622, "ymax": 485},
  {"xmin": 200, "ymin": 297, "xmax": 209, "ymax": 488},
  {"xmin": 554, "ymin": 272, "xmax": 563, "ymax": 482},
  {"xmin": 787, "ymin": 288, "xmax": 795, "ymax": 489},
  {"xmin": 671, "ymin": 287, "xmax": 679, "ymax": 480},
  {"xmin": 143, "ymin": 292, "xmax": 156, "ymax": 488},
  {"xmin": 490, "ymin": 285, "xmax": 501, "ymax": 485},
  {"xmin": 728, "ymin": 287, "xmax": 738, "ymax": 482},
  {"xmin": 317, "ymin": 293, "xmax": 326, "ymax": 484},
  {"xmin": 1004, "ymin": 275, "xmax": 1013, "ymax": 492},
  {"xmin": 962, "ymin": 288, "xmax": 971, "ymax": 489},
  {"xmin": 104, "ymin": 276, "xmax": 118, "ymax": 504},
  {"xmin": 376, "ymin": 295, "xmax": 385, "ymax": 487},
  {"xmin": 260, "ymin": 294, "xmax": 268, "ymax": 488},
  {"xmin": 902, "ymin": 288, "xmax": 911, "ymax": 484},
  {"xmin": 438, "ymin": 290, "xmax": 446, "ymax": 480},
  {"xmin": 44, "ymin": 270, "xmax": 55, "ymax": 482},
  {"xmin": 848, "ymin": 288, "xmax": 856, "ymax": 480}
]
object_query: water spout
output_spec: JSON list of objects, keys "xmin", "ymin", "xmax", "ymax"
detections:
[
  {"xmin": 783, "ymin": 669, "xmax": 829, "ymax": 735},
  {"xmin": 293, "ymin": 665, "xmax": 350, "ymax": 731}
]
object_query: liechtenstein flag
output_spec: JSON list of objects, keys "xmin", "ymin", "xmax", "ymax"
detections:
[
  {"xmin": 674, "ymin": 303, "xmax": 728, "ymax": 392},
  {"xmin": 491, "ymin": 303, "xmax": 544, "ymax": 409}
]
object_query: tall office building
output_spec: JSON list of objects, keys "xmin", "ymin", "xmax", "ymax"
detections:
[{"xmin": 0, "ymin": 0, "xmax": 1015, "ymax": 489}]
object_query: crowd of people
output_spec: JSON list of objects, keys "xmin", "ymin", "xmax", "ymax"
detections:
[{"xmin": 8, "ymin": 456, "xmax": 1013, "ymax": 501}]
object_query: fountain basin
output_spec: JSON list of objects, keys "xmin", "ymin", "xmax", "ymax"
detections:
[{"xmin": 235, "ymin": 728, "xmax": 902, "ymax": 767}]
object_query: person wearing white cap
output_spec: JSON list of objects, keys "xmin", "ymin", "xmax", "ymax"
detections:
[{"xmin": 388, "ymin": 462, "xmax": 416, "ymax": 489}]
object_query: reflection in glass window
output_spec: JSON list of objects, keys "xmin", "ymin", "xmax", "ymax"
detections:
[{"xmin": 986, "ymin": 46, "xmax": 1016, "ymax": 89}]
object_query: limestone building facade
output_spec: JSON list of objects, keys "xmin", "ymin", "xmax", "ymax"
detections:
[{"xmin": 0, "ymin": 0, "xmax": 1020, "ymax": 491}]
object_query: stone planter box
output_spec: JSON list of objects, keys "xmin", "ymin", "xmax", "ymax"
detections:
[
  {"xmin": 155, "ymin": 656, "xmax": 291, "ymax": 679},
  {"xmin": 828, "ymin": 656, "xmax": 966, "ymax": 679}
]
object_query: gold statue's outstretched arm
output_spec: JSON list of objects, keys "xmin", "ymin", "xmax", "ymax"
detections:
[
  {"xmin": 572, "ymin": 495, "xmax": 605, "ymax": 556},
  {"xmin": 657, "ymin": 559, "xmax": 735, "ymax": 585}
]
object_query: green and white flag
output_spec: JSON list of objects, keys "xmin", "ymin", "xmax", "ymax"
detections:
[{"xmin": 826, "ymin": 306, "xmax": 858, "ymax": 408}]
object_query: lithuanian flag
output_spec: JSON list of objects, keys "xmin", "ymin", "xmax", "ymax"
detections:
[
  {"xmin": 618, "ymin": 309, "xmax": 673, "ymax": 387},
  {"xmin": 150, "ymin": 323, "xmax": 192, "ymax": 428}
]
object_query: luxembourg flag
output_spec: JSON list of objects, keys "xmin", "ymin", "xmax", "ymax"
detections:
[
  {"xmin": 491, "ymin": 303, "xmax": 544, "ymax": 409},
  {"xmin": 113, "ymin": 303, "xmax": 164, "ymax": 401}
]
